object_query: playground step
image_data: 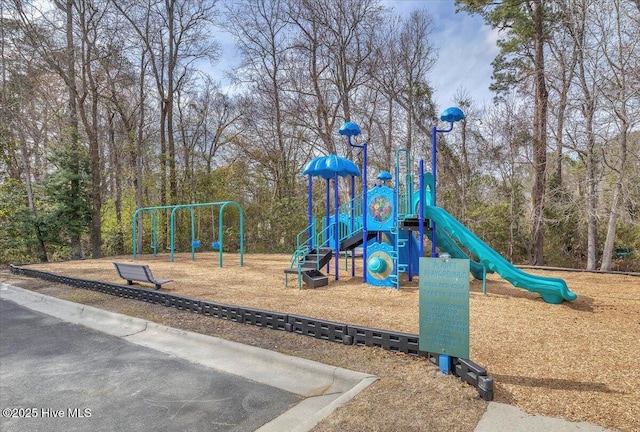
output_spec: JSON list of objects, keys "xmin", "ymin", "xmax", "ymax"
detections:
[
  {"xmin": 302, "ymin": 269, "xmax": 329, "ymax": 288},
  {"xmin": 284, "ymin": 268, "xmax": 329, "ymax": 289},
  {"xmin": 340, "ymin": 231, "xmax": 377, "ymax": 251},
  {"xmin": 301, "ymin": 249, "xmax": 333, "ymax": 269},
  {"xmin": 399, "ymin": 217, "xmax": 432, "ymax": 231}
]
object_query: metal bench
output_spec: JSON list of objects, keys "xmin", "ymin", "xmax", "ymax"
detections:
[{"xmin": 113, "ymin": 262, "xmax": 172, "ymax": 290}]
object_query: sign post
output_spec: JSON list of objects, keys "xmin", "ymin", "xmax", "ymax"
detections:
[{"xmin": 419, "ymin": 255, "xmax": 470, "ymax": 373}]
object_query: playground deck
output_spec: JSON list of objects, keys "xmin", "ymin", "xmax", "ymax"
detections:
[{"xmin": 17, "ymin": 252, "xmax": 640, "ymax": 432}]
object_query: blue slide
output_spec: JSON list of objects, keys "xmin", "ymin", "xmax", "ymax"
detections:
[{"xmin": 425, "ymin": 205, "xmax": 577, "ymax": 304}]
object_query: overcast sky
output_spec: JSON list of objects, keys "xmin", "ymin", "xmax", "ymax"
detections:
[
  {"xmin": 383, "ymin": 0, "xmax": 499, "ymax": 112},
  {"xmin": 212, "ymin": 0, "xmax": 499, "ymax": 115}
]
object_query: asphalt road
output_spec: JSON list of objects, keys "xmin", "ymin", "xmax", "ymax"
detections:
[{"xmin": 0, "ymin": 299, "xmax": 301, "ymax": 432}]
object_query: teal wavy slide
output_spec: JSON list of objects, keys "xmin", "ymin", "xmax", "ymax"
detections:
[
  {"xmin": 433, "ymin": 226, "xmax": 493, "ymax": 280},
  {"xmin": 425, "ymin": 206, "xmax": 577, "ymax": 304}
]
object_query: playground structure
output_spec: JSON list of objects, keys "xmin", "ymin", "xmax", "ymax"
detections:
[
  {"xmin": 286, "ymin": 109, "xmax": 577, "ymax": 304},
  {"xmin": 132, "ymin": 201, "xmax": 244, "ymax": 267}
]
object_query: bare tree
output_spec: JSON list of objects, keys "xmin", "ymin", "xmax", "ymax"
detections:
[
  {"xmin": 547, "ymin": 3, "xmax": 579, "ymax": 186},
  {"xmin": 114, "ymin": 0, "xmax": 220, "ymax": 205},
  {"xmin": 367, "ymin": 8, "xmax": 438, "ymax": 172},
  {"xmin": 598, "ymin": 0, "xmax": 640, "ymax": 270},
  {"xmin": 564, "ymin": 0, "xmax": 605, "ymax": 270},
  {"xmin": 222, "ymin": 0, "xmax": 302, "ymax": 199},
  {"xmin": 478, "ymin": 95, "xmax": 532, "ymax": 261}
]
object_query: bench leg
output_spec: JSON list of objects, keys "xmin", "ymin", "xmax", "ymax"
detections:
[
  {"xmin": 127, "ymin": 280, "xmax": 133, "ymax": 285},
  {"xmin": 155, "ymin": 284, "xmax": 161, "ymax": 290}
]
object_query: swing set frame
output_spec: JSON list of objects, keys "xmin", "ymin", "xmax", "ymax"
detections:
[{"xmin": 132, "ymin": 201, "xmax": 244, "ymax": 267}]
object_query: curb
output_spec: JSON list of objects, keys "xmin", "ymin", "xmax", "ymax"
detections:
[{"xmin": 8, "ymin": 264, "xmax": 494, "ymax": 400}]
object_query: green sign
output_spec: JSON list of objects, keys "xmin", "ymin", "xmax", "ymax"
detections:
[{"xmin": 419, "ymin": 257, "xmax": 470, "ymax": 359}]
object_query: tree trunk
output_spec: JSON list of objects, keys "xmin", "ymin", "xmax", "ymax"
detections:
[
  {"xmin": 585, "ymin": 150, "xmax": 598, "ymax": 270},
  {"xmin": 64, "ymin": 0, "xmax": 83, "ymax": 260},
  {"xmin": 108, "ymin": 113, "xmax": 125, "ymax": 256},
  {"xmin": 88, "ymin": 64, "xmax": 102, "ymax": 258},
  {"xmin": 530, "ymin": 0, "xmax": 548, "ymax": 266},
  {"xmin": 136, "ymin": 50, "xmax": 146, "ymax": 254},
  {"xmin": 20, "ymin": 136, "xmax": 48, "ymax": 262},
  {"xmin": 166, "ymin": 0, "xmax": 178, "ymax": 204},
  {"xmin": 599, "ymin": 0, "xmax": 632, "ymax": 271},
  {"xmin": 601, "ymin": 129, "xmax": 628, "ymax": 271}
]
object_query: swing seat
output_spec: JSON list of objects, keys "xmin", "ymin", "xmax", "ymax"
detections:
[
  {"xmin": 192, "ymin": 240, "xmax": 201, "ymax": 248},
  {"xmin": 211, "ymin": 241, "xmax": 220, "ymax": 250}
]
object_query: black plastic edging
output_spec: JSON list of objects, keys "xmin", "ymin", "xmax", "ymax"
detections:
[
  {"xmin": 9, "ymin": 264, "xmax": 493, "ymax": 400},
  {"xmin": 238, "ymin": 307, "xmax": 288, "ymax": 331},
  {"xmin": 347, "ymin": 325, "xmax": 420, "ymax": 355},
  {"xmin": 287, "ymin": 314, "xmax": 350, "ymax": 344}
]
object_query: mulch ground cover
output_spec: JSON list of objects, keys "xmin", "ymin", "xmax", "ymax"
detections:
[{"xmin": 11, "ymin": 252, "xmax": 640, "ymax": 431}]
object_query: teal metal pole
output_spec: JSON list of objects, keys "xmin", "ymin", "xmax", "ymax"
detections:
[
  {"xmin": 133, "ymin": 201, "xmax": 244, "ymax": 265},
  {"xmin": 483, "ymin": 265, "xmax": 487, "ymax": 295},
  {"xmin": 239, "ymin": 203, "xmax": 244, "ymax": 266},
  {"xmin": 218, "ymin": 201, "xmax": 245, "ymax": 267},
  {"xmin": 132, "ymin": 208, "xmax": 140, "ymax": 259},
  {"xmin": 190, "ymin": 207, "xmax": 196, "ymax": 261},
  {"xmin": 218, "ymin": 206, "xmax": 224, "ymax": 267},
  {"xmin": 152, "ymin": 211, "xmax": 157, "ymax": 256},
  {"xmin": 170, "ymin": 207, "xmax": 177, "ymax": 262}
]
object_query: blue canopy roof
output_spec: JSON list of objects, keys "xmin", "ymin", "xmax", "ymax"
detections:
[
  {"xmin": 302, "ymin": 155, "xmax": 361, "ymax": 179},
  {"xmin": 376, "ymin": 171, "xmax": 392, "ymax": 181},
  {"xmin": 338, "ymin": 122, "xmax": 361, "ymax": 137},
  {"xmin": 440, "ymin": 107, "xmax": 465, "ymax": 123}
]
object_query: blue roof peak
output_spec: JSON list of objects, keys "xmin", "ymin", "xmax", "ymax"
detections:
[
  {"xmin": 339, "ymin": 122, "xmax": 361, "ymax": 137},
  {"xmin": 440, "ymin": 107, "xmax": 465, "ymax": 123},
  {"xmin": 302, "ymin": 154, "xmax": 361, "ymax": 179}
]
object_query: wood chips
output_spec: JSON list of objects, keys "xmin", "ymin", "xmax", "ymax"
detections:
[{"xmin": 21, "ymin": 252, "xmax": 640, "ymax": 431}]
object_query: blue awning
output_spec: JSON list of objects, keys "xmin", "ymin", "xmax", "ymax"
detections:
[
  {"xmin": 302, "ymin": 154, "xmax": 361, "ymax": 179},
  {"xmin": 376, "ymin": 171, "xmax": 392, "ymax": 181}
]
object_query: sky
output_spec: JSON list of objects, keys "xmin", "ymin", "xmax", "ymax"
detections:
[
  {"xmin": 212, "ymin": 0, "xmax": 500, "ymax": 114},
  {"xmin": 383, "ymin": 0, "xmax": 499, "ymax": 112}
]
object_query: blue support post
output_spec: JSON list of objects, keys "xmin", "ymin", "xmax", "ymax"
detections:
[
  {"xmin": 351, "ymin": 175, "xmax": 356, "ymax": 276},
  {"xmin": 326, "ymin": 178, "xmax": 331, "ymax": 273},
  {"xmin": 439, "ymin": 354, "xmax": 452, "ymax": 374},
  {"xmin": 363, "ymin": 143, "xmax": 368, "ymax": 283},
  {"xmin": 430, "ymin": 107, "xmax": 465, "ymax": 375},
  {"xmin": 418, "ymin": 160, "xmax": 425, "ymax": 259},
  {"xmin": 408, "ymin": 232, "xmax": 413, "ymax": 281},
  {"xmin": 340, "ymin": 121, "xmax": 368, "ymax": 283},
  {"xmin": 308, "ymin": 174, "xmax": 313, "ymax": 251},
  {"xmin": 334, "ymin": 173, "xmax": 339, "ymax": 280}
]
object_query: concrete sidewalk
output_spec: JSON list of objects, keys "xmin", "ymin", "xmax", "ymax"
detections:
[
  {"xmin": 474, "ymin": 402, "xmax": 616, "ymax": 431},
  {"xmin": 1, "ymin": 283, "xmax": 617, "ymax": 432}
]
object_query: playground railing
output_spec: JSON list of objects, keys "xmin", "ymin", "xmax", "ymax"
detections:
[
  {"xmin": 289, "ymin": 220, "xmax": 335, "ymax": 289},
  {"xmin": 290, "ymin": 219, "xmax": 336, "ymax": 269},
  {"xmin": 397, "ymin": 191, "xmax": 414, "ymax": 218},
  {"xmin": 316, "ymin": 196, "xmax": 364, "ymax": 246},
  {"xmin": 290, "ymin": 220, "xmax": 317, "ymax": 268},
  {"xmin": 316, "ymin": 222, "xmax": 335, "ymax": 252},
  {"xmin": 337, "ymin": 195, "xmax": 364, "ymax": 242}
]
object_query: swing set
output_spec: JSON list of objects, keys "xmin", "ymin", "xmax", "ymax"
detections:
[{"xmin": 132, "ymin": 201, "xmax": 244, "ymax": 267}]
